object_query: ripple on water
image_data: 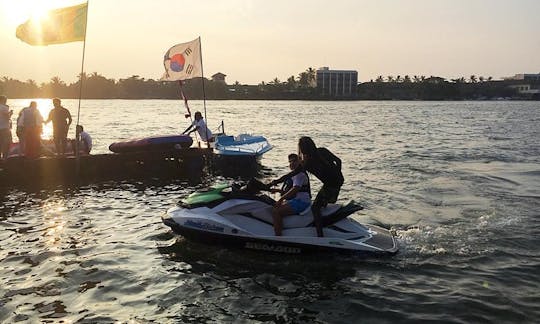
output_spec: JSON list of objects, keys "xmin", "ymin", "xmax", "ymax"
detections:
[{"xmin": 1, "ymin": 100, "xmax": 539, "ymax": 322}]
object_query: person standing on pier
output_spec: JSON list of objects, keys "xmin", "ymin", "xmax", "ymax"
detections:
[
  {"xmin": 20, "ymin": 101, "xmax": 44, "ymax": 159},
  {"xmin": 45, "ymin": 98, "xmax": 72, "ymax": 155},
  {"xmin": 0, "ymin": 95, "xmax": 13, "ymax": 160}
]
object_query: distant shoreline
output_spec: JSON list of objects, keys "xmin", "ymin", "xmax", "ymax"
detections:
[{"xmin": 2, "ymin": 74, "xmax": 539, "ymax": 101}]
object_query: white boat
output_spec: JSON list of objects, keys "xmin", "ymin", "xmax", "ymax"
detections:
[{"xmin": 214, "ymin": 134, "xmax": 273, "ymax": 157}]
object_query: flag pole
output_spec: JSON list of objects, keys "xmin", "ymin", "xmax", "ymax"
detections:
[
  {"xmin": 75, "ymin": 0, "xmax": 90, "ymax": 179},
  {"xmin": 198, "ymin": 36, "xmax": 209, "ymax": 148},
  {"xmin": 178, "ymin": 80, "xmax": 198, "ymax": 143}
]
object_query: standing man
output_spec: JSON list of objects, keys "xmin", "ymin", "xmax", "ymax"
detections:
[
  {"xmin": 0, "ymin": 95, "xmax": 13, "ymax": 160},
  {"xmin": 21, "ymin": 101, "xmax": 44, "ymax": 159},
  {"xmin": 45, "ymin": 98, "xmax": 72, "ymax": 155}
]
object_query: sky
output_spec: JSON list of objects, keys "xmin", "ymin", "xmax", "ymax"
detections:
[{"xmin": 0, "ymin": 0, "xmax": 539, "ymax": 85}]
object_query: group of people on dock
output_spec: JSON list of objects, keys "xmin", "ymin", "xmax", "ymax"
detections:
[{"xmin": 0, "ymin": 95, "xmax": 92, "ymax": 160}]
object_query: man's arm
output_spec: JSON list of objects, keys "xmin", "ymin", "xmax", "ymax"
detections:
[
  {"xmin": 276, "ymin": 186, "xmax": 300, "ymax": 206},
  {"xmin": 44, "ymin": 111, "xmax": 52, "ymax": 124},
  {"xmin": 182, "ymin": 124, "xmax": 193, "ymax": 134},
  {"xmin": 321, "ymin": 148, "xmax": 341, "ymax": 170},
  {"xmin": 270, "ymin": 165, "xmax": 303, "ymax": 186},
  {"xmin": 67, "ymin": 109, "xmax": 72, "ymax": 126}
]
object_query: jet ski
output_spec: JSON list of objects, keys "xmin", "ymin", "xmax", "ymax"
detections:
[{"xmin": 162, "ymin": 183, "xmax": 398, "ymax": 255}]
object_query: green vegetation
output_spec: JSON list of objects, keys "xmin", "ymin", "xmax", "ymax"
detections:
[
  {"xmin": 1, "ymin": 69, "xmax": 536, "ymax": 100},
  {"xmin": 357, "ymin": 75, "xmax": 523, "ymax": 100}
]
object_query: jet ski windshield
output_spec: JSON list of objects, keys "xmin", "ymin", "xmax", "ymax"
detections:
[
  {"xmin": 178, "ymin": 182, "xmax": 277, "ymax": 209},
  {"xmin": 180, "ymin": 183, "xmax": 229, "ymax": 208}
]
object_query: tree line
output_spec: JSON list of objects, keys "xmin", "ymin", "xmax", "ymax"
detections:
[{"xmin": 1, "ymin": 68, "xmax": 536, "ymax": 100}]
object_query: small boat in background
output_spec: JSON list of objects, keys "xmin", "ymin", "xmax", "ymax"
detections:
[
  {"xmin": 214, "ymin": 134, "xmax": 273, "ymax": 157},
  {"xmin": 109, "ymin": 135, "xmax": 193, "ymax": 153}
]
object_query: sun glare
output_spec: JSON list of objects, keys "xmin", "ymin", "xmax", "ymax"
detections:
[
  {"xmin": 29, "ymin": 4, "xmax": 50, "ymax": 21},
  {"xmin": 1, "ymin": 0, "xmax": 79, "ymax": 26}
]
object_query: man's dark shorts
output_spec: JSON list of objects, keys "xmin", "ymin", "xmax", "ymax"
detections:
[
  {"xmin": 313, "ymin": 185, "xmax": 341, "ymax": 208},
  {"xmin": 53, "ymin": 127, "xmax": 69, "ymax": 142}
]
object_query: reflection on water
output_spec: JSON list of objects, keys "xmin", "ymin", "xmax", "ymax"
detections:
[{"xmin": 0, "ymin": 100, "xmax": 539, "ymax": 322}]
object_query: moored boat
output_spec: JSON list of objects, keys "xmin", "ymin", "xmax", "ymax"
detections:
[
  {"xmin": 214, "ymin": 134, "xmax": 273, "ymax": 157},
  {"xmin": 109, "ymin": 135, "xmax": 193, "ymax": 153}
]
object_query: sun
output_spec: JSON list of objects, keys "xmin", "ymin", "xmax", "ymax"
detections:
[{"xmin": 0, "ymin": 0, "xmax": 81, "ymax": 26}]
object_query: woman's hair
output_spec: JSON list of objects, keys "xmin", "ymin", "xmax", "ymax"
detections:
[{"xmin": 298, "ymin": 136, "xmax": 317, "ymax": 157}]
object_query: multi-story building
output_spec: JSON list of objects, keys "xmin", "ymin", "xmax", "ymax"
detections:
[
  {"xmin": 316, "ymin": 67, "xmax": 358, "ymax": 97},
  {"xmin": 503, "ymin": 73, "xmax": 540, "ymax": 81}
]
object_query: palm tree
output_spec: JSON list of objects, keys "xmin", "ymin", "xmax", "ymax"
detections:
[
  {"xmin": 469, "ymin": 75, "xmax": 477, "ymax": 83},
  {"xmin": 297, "ymin": 72, "xmax": 308, "ymax": 87},
  {"xmin": 50, "ymin": 76, "xmax": 65, "ymax": 86},
  {"xmin": 286, "ymin": 76, "xmax": 297, "ymax": 89},
  {"xmin": 306, "ymin": 67, "xmax": 316, "ymax": 87},
  {"xmin": 375, "ymin": 75, "xmax": 384, "ymax": 83}
]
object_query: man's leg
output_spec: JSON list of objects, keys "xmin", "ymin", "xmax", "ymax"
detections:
[
  {"xmin": 0, "ymin": 131, "xmax": 7, "ymax": 159},
  {"xmin": 272, "ymin": 203, "xmax": 295, "ymax": 236},
  {"xmin": 312, "ymin": 189, "xmax": 328, "ymax": 237},
  {"xmin": 61, "ymin": 137, "xmax": 67, "ymax": 155}
]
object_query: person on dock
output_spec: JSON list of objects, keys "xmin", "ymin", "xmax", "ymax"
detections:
[
  {"xmin": 270, "ymin": 136, "xmax": 343, "ymax": 237},
  {"xmin": 182, "ymin": 111, "xmax": 214, "ymax": 142},
  {"xmin": 76, "ymin": 125, "xmax": 92, "ymax": 154},
  {"xmin": 0, "ymin": 95, "xmax": 13, "ymax": 160},
  {"xmin": 270, "ymin": 153, "xmax": 311, "ymax": 236},
  {"xmin": 45, "ymin": 98, "xmax": 72, "ymax": 155},
  {"xmin": 20, "ymin": 101, "xmax": 44, "ymax": 159},
  {"xmin": 15, "ymin": 109, "xmax": 26, "ymax": 155}
]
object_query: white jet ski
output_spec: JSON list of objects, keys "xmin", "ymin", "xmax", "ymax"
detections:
[{"xmin": 162, "ymin": 183, "xmax": 398, "ymax": 255}]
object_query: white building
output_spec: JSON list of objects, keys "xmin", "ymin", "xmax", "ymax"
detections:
[
  {"xmin": 316, "ymin": 67, "xmax": 358, "ymax": 97},
  {"xmin": 503, "ymin": 73, "xmax": 540, "ymax": 81}
]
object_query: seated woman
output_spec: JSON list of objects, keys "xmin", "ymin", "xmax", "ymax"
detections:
[{"xmin": 271, "ymin": 153, "xmax": 311, "ymax": 236}]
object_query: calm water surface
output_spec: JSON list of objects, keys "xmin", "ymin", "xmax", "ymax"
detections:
[{"xmin": 1, "ymin": 100, "xmax": 539, "ymax": 322}]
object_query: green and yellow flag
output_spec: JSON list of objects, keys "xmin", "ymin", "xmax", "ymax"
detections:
[{"xmin": 16, "ymin": 2, "xmax": 87, "ymax": 46}]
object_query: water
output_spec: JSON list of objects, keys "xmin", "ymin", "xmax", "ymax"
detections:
[{"xmin": 1, "ymin": 100, "xmax": 539, "ymax": 322}]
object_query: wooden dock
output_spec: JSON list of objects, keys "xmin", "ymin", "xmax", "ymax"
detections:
[
  {"xmin": 0, "ymin": 148, "xmax": 199, "ymax": 187},
  {"xmin": 0, "ymin": 147, "xmax": 263, "ymax": 188}
]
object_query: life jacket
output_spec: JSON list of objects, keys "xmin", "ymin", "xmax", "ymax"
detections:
[{"xmin": 281, "ymin": 171, "xmax": 311, "ymax": 198}]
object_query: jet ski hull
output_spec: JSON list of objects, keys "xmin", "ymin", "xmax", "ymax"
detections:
[{"xmin": 162, "ymin": 204, "xmax": 398, "ymax": 256}]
